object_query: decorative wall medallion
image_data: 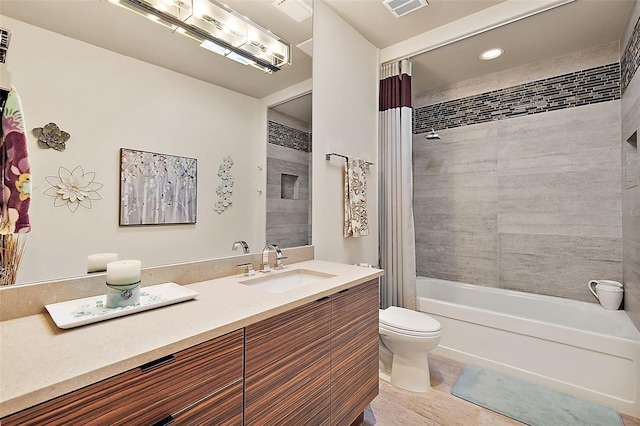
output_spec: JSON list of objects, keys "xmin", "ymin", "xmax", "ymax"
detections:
[
  {"xmin": 44, "ymin": 166, "xmax": 103, "ymax": 212},
  {"xmin": 32, "ymin": 123, "xmax": 70, "ymax": 151},
  {"xmin": 214, "ymin": 156, "xmax": 233, "ymax": 214}
]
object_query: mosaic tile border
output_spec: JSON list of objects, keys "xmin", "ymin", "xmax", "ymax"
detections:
[
  {"xmin": 622, "ymin": 15, "xmax": 640, "ymax": 94},
  {"xmin": 414, "ymin": 63, "xmax": 620, "ymax": 133},
  {"xmin": 268, "ymin": 121, "xmax": 312, "ymax": 152}
]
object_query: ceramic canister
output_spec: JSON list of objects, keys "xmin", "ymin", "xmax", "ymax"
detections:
[{"xmin": 588, "ymin": 280, "xmax": 623, "ymax": 310}]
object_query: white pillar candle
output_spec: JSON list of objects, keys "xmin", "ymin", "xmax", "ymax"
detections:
[
  {"xmin": 87, "ymin": 253, "xmax": 118, "ymax": 273},
  {"xmin": 106, "ymin": 260, "xmax": 141, "ymax": 285}
]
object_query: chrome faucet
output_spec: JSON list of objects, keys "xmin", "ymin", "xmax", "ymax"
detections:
[
  {"xmin": 236, "ymin": 262, "xmax": 255, "ymax": 276},
  {"xmin": 261, "ymin": 244, "xmax": 282, "ymax": 272},
  {"xmin": 232, "ymin": 240, "xmax": 249, "ymax": 254}
]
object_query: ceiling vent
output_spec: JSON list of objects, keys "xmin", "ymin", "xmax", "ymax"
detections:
[
  {"xmin": 383, "ymin": 0, "xmax": 428, "ymax": 18},
  {"xmin": 272, "ymin": 0, "xmax": 313, "ymax": 23}
]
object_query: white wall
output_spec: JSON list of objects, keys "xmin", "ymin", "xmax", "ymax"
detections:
[
  {"xmin": 312, "ymin": 1, "xmax": 379, "ymax": 265},
  {"xmin": 4, "ymin": 16, "xmax": 267, "ymax": 283}
]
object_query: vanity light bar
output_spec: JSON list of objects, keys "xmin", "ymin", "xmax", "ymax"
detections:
[{"xmin": 107, "ymin": 0, "xmax": 291, "ymax": 73}]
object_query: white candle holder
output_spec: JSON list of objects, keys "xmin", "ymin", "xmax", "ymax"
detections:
[
  {"xmin": 105, "ymin": 260, "xmax": 142, "ymax": 308},
  {"xmin": 106, "ymin": 281, "xmax": 141, "ymax": 308}
]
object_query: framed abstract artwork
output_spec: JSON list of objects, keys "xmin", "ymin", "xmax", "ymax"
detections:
[{"xmin": 119, "ymin": 148, "xmax": 197, "ymax": 226}]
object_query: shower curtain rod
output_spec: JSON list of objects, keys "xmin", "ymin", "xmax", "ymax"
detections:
[{"xmin": 325, "ymin": 152, "xmax": 375, "ymax": 166}]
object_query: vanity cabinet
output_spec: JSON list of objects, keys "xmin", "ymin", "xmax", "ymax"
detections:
[
  {"xmin": 2, "ymin": 329, "xmax": 244, "ymax": 426},
  {"xmin": 331, "ymin": 280, "xmax": 379, "ymax": 425},
  {"xmin": 245, "ymin": 279, "xmax": 379, "ymax": 426},
  {"xmin": 2, "ymin": 278, "xmax": 380, "ymax": 425},
  {"xmin": 245, "ymin": 297, "xmax": 333, "ymax": 425}
]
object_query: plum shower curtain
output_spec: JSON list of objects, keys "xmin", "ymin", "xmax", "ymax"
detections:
[{"xmin": 379, "ymin": 59, "xmax": 416, "ymax": 309}]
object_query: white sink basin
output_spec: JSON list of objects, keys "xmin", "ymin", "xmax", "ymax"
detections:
[{"xmin": 239, "ymin": 269, "xmax": 336, "ymax": 293}]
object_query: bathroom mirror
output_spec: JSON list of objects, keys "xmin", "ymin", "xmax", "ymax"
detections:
[{"xmin": 0, "ymin": 0, "xmax": 312, "ymax": 285}]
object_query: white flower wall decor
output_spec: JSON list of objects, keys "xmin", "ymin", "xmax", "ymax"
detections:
[
  {"xmin": 214, "ymin": 156, "xmax": 233, "ymax": 214},
  {"xmin": 44, "ymin": 166, "xmax": 103, "ymax": 212}
]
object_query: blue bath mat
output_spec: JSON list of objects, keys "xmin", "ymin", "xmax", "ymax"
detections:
[{"xmin": 451, "ymin": 364, "xmax": 623, "ymax": 426}]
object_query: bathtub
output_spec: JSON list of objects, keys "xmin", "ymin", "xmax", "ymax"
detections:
[{"xmin": 416, "ymin": 277, "xmax": 640, "ymax": 417}]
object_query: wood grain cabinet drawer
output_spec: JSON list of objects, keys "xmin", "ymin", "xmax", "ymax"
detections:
[
  {"xmin": 2, "ymin": 329, "xmax": 244, "ymax": 426},
  {"xmin": 154, "ymin": 380, "xmax": 244, "ymax": 426}
]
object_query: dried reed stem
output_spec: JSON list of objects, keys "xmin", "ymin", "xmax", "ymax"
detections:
[{"xmin": 0, "ymin": 234, "xmax": 26, "ymax": 285}]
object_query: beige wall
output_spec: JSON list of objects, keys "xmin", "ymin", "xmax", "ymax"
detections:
[
  {"xmin": 311, "ymin": 1, "xmax": 379, "ymax": 265},
  {"xmin": 621, "ymin": 2, "xmax": 640, "ymax": 329}
]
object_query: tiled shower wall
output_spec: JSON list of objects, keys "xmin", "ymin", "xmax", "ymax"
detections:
[
  {"xmin": 621, "ymin": 10, "xmax": 640, "ymax": 329},
  {"xmin": 266, "ymin": 109, "xmax": 312, "ymax": 248},
  {"xmin": 412, "ymin": 43, "xmax": 623, "ymax": 303}
]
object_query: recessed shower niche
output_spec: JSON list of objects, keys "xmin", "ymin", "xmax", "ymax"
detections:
[
  {"xmin": 626, "ymin": 131, "xmax": 638, "ymax": 189},
  {"xmin": 281, "ymin": 174, "xmax": 300, "ymax": 200}
]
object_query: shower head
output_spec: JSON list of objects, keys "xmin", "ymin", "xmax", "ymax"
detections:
[{"xmin": 425, "ymin": 128, "xmax": 440, "ymax": 140}]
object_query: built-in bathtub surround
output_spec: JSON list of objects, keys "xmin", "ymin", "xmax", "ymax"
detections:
[
  {"xmin": 414, "ymin": 63, "xmax": 620, "ymax": 133},
  {"xmin": 266, "ymin": 109, "xmax": 312, "ymax": 248},
  {"xmin": 622, "ymin": 4, "xmax": 640, "ymax": 331},
  {"xmin": 416, "ymin": 277, "xmax": 640, "ymax": 417},
  {"xmin": 412, "ymin": 44, "xmax": 622, "ymax": 303},
  {"xmin": 621, "ymin": 15, "xmax": 640, "ymax": 94}
]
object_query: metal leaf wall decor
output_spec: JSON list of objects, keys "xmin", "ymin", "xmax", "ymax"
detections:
[
  {"xmin": 32, "ymin": 123, "xmax": 70, "ymax": 151},
  {"xmin": 214, "ymin": 156, "xmax": 233, "ymax": 214}
]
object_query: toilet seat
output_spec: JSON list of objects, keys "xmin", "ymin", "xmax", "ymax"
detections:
[
  {"xmin": 380, "ymin": 323, "xmax": 441, "ymax": 337},
  {"xmin": 379, "ymin": 306, "xmax": 441, "ymax": 336}
]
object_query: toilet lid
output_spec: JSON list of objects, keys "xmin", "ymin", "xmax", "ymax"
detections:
[{"xmin": 379, "ymin": 306, "xmax": 441, "ymax": 333}]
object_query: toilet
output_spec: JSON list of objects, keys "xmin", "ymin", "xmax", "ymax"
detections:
[{"xmin": 379, "ymin": 306, "xmax": 442, "ymax": 392}]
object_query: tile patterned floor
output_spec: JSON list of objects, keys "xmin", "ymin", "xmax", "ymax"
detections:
[{"xmin": 359, "ymin": 353, "xmax": 640, "ymax": 426}]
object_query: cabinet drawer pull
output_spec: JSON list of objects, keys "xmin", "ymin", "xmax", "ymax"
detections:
[
  {"xmin": 338, "ymin": 288, "xmax": 350, "ymax": 294},
  {"xmin": 316, "ymin": 296, "xmax": 330, "ymax": 303},
  {"xmin": 151, "ymin": 415, "xmax": 175, "ymax": 426},
  {"xmin": 140, "ymin": 354, "xmax": 175, "ymax": 372}
]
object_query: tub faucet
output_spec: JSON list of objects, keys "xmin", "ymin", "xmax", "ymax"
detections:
[
  {"xmin": 261, "ymin": 244, "xmax": 282, "ymax": 272},
  {"xmin": 232, "ymin": 240, "xmax": 249, "ymax": 254}
]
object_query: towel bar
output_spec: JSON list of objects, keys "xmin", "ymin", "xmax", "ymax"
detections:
[{"xmin": 325, "ymin": 152, "xmax": 374, "ymax": 166}]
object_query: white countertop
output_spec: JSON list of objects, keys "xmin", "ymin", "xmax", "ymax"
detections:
[{"xmin": 0, "ymin": 260, "xmax": 383, "ymax": 417}]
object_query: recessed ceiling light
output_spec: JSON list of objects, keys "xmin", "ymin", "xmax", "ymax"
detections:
[{"xmin": 480, "ymin": 48, "xmax": 504, "ymax": 60}]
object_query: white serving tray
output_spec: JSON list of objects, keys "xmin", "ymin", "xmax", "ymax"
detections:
[{"xmin": 45, "ymin": 282, "xmax": 198, "ymax": 329}]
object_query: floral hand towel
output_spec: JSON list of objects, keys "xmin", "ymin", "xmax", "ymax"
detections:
[
  {"xmin": 344, "ymin": 158, "xmax": 369, "ymax": 237},
  {"xmin": 1, "ymin": 87, "xmax": 31, "ymax": 234}
]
